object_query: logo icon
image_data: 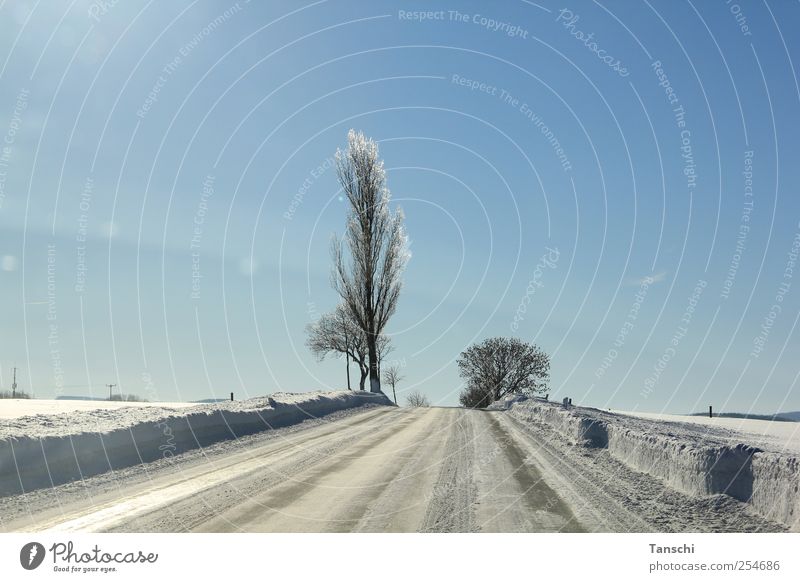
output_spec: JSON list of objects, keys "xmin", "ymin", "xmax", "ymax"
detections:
[{"xmin": 20, "ymin": 542, "xmax": 45, "ymax": 570}]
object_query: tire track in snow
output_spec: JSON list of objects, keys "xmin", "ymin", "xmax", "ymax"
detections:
[
  {"xmin": 475, "ymin": 413, "xmax": 584, "ymax": 532},
  {"xmin": 353, "ymin": 408, "xmax": 455, "ymax": 532},
  {"xmin": 418, "ymin": 409, "xmax": 478, "ymax": 532}
]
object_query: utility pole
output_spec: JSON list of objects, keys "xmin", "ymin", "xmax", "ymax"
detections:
[
  {"xmin": 12, "ymin": 367, "xmax": 17, "ymax": 399},
  {"xmin": 106, "ymin": 383, "xmax": 117, "ymax": 400}
]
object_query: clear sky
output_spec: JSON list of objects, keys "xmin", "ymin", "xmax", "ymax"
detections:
[{"xmin": 0, "ymin": 0, "xmax": 798, "ymax": 414}]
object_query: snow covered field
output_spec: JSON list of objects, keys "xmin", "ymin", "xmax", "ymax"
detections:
[
  {"xmin": 614, "ymin": 410, "xmax": 800, "ymax": 455},
  {"xmin": 0, "ymin": 391, "xmax": 393, "ymax": 497},
  {"xmin": 0, "ymin": 399, "xmax": 194, "ymax": 420}
]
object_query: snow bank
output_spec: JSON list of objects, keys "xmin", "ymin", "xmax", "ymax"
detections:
[
  {"xmin": 749, "ymin": 453, "xmax": 800, "ymax": 526},
  {"xmin": 605, "ymin": 424, "xmax": 758, "ymax": 501},
  {"xmin": 505, "ymin": 399, "xmax": 800, "ymax": 529},
  {"xmin": 0, "ymin": 391, "xmax": 392, "ymax": 497},
  {"xmin": 499, "ymin": 399, "xmax": 608, "ymax": 447}
]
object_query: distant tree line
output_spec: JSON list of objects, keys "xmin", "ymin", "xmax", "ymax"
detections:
[
  {"xmin": 690, "ymin": 411, "xmax": 798, "ymax": 423},
  {"xmin": 109, "ymin": 393, "xmax": 148, "ymax": 402},
  {"xmin": 0, "ymin": 390, "xmax": 31, "ymax": 399}
]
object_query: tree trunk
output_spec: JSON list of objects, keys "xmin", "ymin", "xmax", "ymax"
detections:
[
  {"xmin": 346, "ymin": 353, "xmax": 351, "ymax": 390},
  {"xmin": 493, "ymin": 378, "xmax": 503, "ymax": 402},
  {"xmin": 359, "ymin": 365, "xmax": 368, "ymax": 390},
  {"xmin": 367, "ymin": 338, "xmax": 381, "ymax": 392},
  {"xmin": 391, "ymin": 385, "xmax": 397, "ymax": 405}
]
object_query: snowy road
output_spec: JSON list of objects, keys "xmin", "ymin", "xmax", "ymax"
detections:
[
  {"xmin": 0, "ymin": 406, "xmax": 783, "ymax": 532},
  {"xmin": 0, "ymin": 407, "xmax": 583, "ymax": 533}
]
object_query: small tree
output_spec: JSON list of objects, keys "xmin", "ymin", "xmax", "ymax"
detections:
[
  {"xmin": 406, "ymin": 390, "xmax": 430, "ymax": 407},
  {"xmin": 458, "ymin": 383, "xmax": 493, "ymax": 409},
  {"xmin": 306, "ymin": 304, "xmax": 391, "ymax": 390},
  {"xmin": 457, "ymin": 337, "xmax": 549, "ymax": 409},
  {"xmin": 307, "ymin": 305, "xmax": 358, "ymax": 390},
  {"xmin": 383, "ymin": 364, "xmax": 404, "ymax": 405},
  {"xmin": 331, "ymin": 130, "xmax": 409, "ymax": 393}
]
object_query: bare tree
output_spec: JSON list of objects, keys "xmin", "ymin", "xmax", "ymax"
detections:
[
  {"xmin": 383, "ymin": 364, "xmax": 404, "ymax": 405},
  {"xmin": 306, "ymin": 305, "xmax": 358, "ymax": 390},
  {"xmin": 331, "ymin": 130, "xmax": 409, "ymax": 393},
  {"xmin": 457, "ymin": 337, "xmax": 549, "ymax": 408},
  {"xmin": 406, "ymin": 390, "xmax": 430, "ymax": 408},
  {"xmin": 306, "ymin": 304, "xmax": 391, "ymax": 390}
]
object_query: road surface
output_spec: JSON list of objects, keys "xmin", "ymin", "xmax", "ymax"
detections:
[
  {"xmin": 0, "ymin": 407, "xmax": 585, "ymax": 533},
  {"xmin": 0, "ymin": 405, "xmax": 781, "ymax": 533}
]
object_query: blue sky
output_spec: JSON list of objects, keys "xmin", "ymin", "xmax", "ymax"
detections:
[{"xmin": 0, "ymin": 0, "xmax": 799, "ymax": 413}]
